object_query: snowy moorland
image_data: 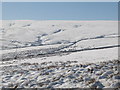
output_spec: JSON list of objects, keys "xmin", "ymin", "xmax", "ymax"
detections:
[{"xmin": 0, "ymin": 20, "xmax": 120, "ymax": 88}]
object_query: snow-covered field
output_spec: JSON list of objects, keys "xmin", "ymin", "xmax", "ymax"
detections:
[{"xmin": 0, "ymin": 20, "xmax": 119, "ymax": 88}]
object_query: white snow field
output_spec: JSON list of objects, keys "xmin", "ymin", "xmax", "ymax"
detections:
[{"xmin": 0, "ymin": 20, "xmax": 120, "ymax": 88}]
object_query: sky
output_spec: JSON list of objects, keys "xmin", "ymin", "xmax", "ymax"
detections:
[
  {"xmin": 2, "ymin": 2, "xmax": 118, "ymax": 20},
  {"xmin": 0, "ymin": 2, "xmax": 2, "ymax": 20}
]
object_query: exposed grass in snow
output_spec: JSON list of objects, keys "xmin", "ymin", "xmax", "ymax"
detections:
[{"xmin": 1, "ymin": 60, "xmax": 120, "ymax": 88}]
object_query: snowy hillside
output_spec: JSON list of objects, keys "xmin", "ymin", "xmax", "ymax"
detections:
[
  {"xmin": 0, "ymin": 20, "xmax": 119, "ymax": 88},
  {"xmin": 1, "ymin": 20, "xmax": 118, "ymax": 50},
  {"xmin": 1, "ymin": 20, "xmax": 119, "ymax": 60}
]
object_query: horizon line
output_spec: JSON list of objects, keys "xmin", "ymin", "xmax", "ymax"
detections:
[{"xmin": 0, "ymin": 19, "xmax": 120, "ymax": 21}]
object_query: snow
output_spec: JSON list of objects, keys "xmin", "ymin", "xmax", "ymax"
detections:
[
  {"xmin": 1, "ymin": 60, "xmax": 119, "ymax": 88},
  {"xmin": 1, "ymin": 20, "xmax": 118, "ymax": 61},
  {"xmin": 1, "ymin": 20, "xmax": 118, "ymax": 49},
  {"xmin": 0, "ymin": 20, "xmax": 119, "ymax": 88},
  {"xmin": 5, "ymin": 47, "xmax": 117, "ymax": 65}
]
